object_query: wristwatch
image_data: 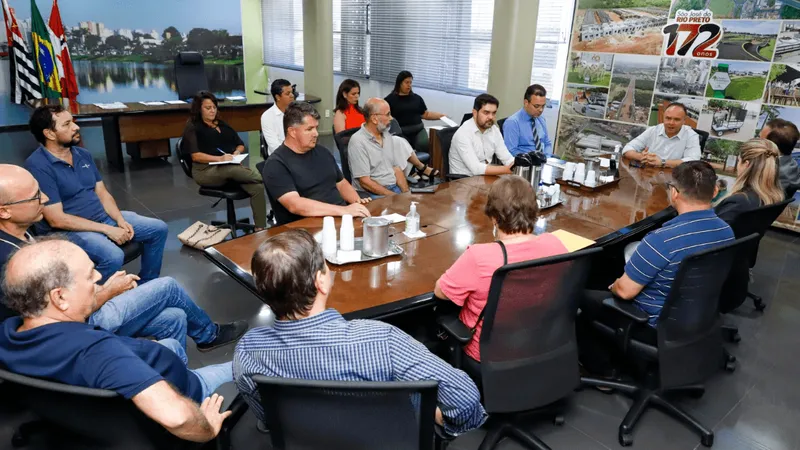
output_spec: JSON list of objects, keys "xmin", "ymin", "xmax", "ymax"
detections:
[{"xmin": 660, "ymin": 158, "xmax": 666, "ymax": 168}]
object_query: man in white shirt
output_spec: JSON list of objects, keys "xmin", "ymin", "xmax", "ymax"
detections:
[
  {"xmin": 260, "ymin": 79, "xmax": 295, "ymax": 155},
  {"xmin": 622, "ymin": 103, "xmax": 701, "ymax": 169},
  {"xmin": 449, "ymin": 94, "xmax": 514, "ymax": 177}
]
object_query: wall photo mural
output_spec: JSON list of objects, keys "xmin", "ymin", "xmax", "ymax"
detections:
[{"xmin": 556, "ymin": 0, "xmax": 800, "ymax": 232}]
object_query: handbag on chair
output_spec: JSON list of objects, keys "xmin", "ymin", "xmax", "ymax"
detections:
[{"xmin": 177, "ymin": 221, "xmax": 231, "ymax": 249}]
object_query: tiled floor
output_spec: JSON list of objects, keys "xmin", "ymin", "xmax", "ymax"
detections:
[{"xmin": 1, "ymin": 129, "xmax": 799, "ymax": 449}]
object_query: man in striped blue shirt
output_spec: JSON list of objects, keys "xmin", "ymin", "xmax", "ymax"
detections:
[
  {"xmin": 233, "ymin": 229, "xmax": 486, "ymax": 436},
  {"xmin": 577, "ymin": 161, "xmax": 734, "ymax": 374}
]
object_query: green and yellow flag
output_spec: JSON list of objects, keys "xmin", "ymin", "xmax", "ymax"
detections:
[{"xmin": 30, "ymin": 0, "xmax": 61, "ymax": 99}]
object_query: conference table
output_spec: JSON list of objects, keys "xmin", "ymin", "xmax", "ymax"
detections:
[
  {"xmin": 31, "ymin": 94, "xmax": 322, "ymax": 172},
  {"xmin": 204, "ymin": 160, "xmax": 676, "ymax": 320}
]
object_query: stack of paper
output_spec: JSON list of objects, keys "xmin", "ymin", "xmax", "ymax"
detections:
[
  {"xmin": 209, "ymin": 154, "xmax": 248, "ymax": 165},
  {"xmin": 139, "ymin": 101, "xmax": 166, "ymax": 106},
  {"xmin": 165, "ymin": 100, "xmax": 187, "ymax": 105},
  {"xmin": 440, "ymin": 116, "xmax": 458, "ymax": 127},
  {"xmin": 551, "ymin": 229, "xmax": 596, "ymax": 252},
  {"xmin": 93, "ymin": 102, "xmax": 128, "ymax": 110}
]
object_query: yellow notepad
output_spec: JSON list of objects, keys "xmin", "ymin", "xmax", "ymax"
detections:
[{"xmin": 551, "ymin": 229, "xmax": 596, "ymax": 252}]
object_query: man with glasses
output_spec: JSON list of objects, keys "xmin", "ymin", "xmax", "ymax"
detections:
[
  {"xmin": 347, "ymin": 98, "xmax": 433, "ymax": 198},
  {"xmin": 261, "ymin": 79, "xmax": 296, "ymax": 155},
  {"xmin": 0, "ymin": 164, "xmax": 247, "ymax": 351},
  {"xmin": 576, "ymin": 161, "xmax": 733, "ymax": 376},
  {"xmin": 503, "ymin": 84, "xmax": 552, "ymax": 157}
]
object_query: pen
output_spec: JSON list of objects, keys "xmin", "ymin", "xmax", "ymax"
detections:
[{"xmin": 216, "ymin": 148, "xmax": 227, "ymax": 155}]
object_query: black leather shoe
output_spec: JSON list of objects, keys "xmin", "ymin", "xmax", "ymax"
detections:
[{"xmin": 196, "ymin": 320, "xmax": 248, "ymax": 352}]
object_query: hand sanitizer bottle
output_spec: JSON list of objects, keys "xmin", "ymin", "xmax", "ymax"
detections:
[{"xmin": 405, "ymin": 202, "xmax": 420, "ymax": 235}]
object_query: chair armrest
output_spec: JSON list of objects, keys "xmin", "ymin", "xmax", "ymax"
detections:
[
  {"xmin": 216, "ymin": 394, "xmax": 250, "ymax": 450},
  {"xmin": 446, "ymin": 174, "xmax": 469, "ymax": 181},
  {"xmin": 437, "ymin": 313, "xmax": 472, "ymax": 345},
  {"xmin": 601, "ymin": 297, "xmax": 649, "ymax": 323}
]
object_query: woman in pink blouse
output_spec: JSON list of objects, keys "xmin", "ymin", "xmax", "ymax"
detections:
[{"xmin": 434, "ymin": 175, "xmax": 568, "ymax": 365}]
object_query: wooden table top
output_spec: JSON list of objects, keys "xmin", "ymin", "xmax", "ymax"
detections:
[
  {"xmin": 28, "ymin": 94, "xmax": 318, "ymax": 118},
  {"xmin": 205, "ymin": 161, "xmax": 674, "ymax": 319}
]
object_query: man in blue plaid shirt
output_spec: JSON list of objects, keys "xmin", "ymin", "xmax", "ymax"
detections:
[{"xmin": 233, "ymin": 229, "xmax": 486, "ymax": 436}]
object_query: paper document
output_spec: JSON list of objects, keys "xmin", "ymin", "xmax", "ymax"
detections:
[
  {"xmin": 378, "ymin": 213, "xmax": 406, "ymax": 224},
  {"xmin": 209, "ymin": 154, "xmax": 248, "ymax": 165},
  {"xmin": 164, "ymin": 100, "xmax": 187, "ymax": 105},
  {"xmin": 440, "ymin": 116, "xmax": 458, "ymax": 127},
  {"xmin": 139, "ymin": 101, "xmax": 166, "ymax": 106},
  {"xmin": 226, "ymin": 96, "xmax": 246, "ymax": 101},
  {"xmin": 551, "ymin": 229, "xmax": 596, "ymax": 252},
  {"xmin": 429, "ymin": 125, "xmax": 445, "ymax": 131},
  {"xmin": 93, "ymin": 102, "xmax": 128, "ymax": 110}
]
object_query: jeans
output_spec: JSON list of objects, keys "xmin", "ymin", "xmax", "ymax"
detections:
[
  {"xmin": 157, "ymin": 339, "xmax": 233, "ymax": 400},
  {"xmin": 368, "ymin": 184, "xmax": 402, "ymax": 199},
  {"xmin": 68, "ymin": 211, "xmax": 168, "ymax": 283},
  {"xmin": 88, "ymin": 277, "xmax": 218, "ymax": 349}
]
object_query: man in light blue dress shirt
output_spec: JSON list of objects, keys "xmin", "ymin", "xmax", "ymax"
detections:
[{"xmin": 502, "ymin": 84, "xmax": 552, "ymax": 157}]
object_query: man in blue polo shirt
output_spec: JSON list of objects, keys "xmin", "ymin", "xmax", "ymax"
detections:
[
  {"xmin": 577, "ymin": 160, "xmax": 734, "ymax": 375},
  {"xmin": 502, "ymin": 84, "xmax": 552, "ymax": 157},
  {"xmin": 24, "ymin": 104, "xmax": 168, "ymax": 283},
  {"xmin": 0, "ymin": 239, "xmax": 233, "ymax": 442}
]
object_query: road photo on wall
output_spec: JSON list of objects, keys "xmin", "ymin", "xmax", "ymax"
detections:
[{"xmin": 556, "ymin": 0, "xmax": 800, "ymax": 232}]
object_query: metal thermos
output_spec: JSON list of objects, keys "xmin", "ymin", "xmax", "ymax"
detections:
[
  {"xmin": 362, "ymin": 217, "xmax": 391, "ymax": 257},
  {"xmin": 512, "ymin": 165, "xmax": 531, "ymax": 181},
  {"xmin": 530, "ymin": 165, "xmax": 542, "ymax": 190}
]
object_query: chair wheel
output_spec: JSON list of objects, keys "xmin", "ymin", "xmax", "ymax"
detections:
[
  {"xmin": 725, "ymin": 361, "xmax": 736, "ymax": 372},
  {"xmin": 553, "ymin": 415, "xmax": 565, "ymax": 426},
  {"xmin": 754, "ymin": 301, "xmax": 766, "ymax": 312},
  {"xmin": 701, "ymin": 433, "xmax": 714, "ymax": 447},
  {"xmin": 619, "ymin": 432, "xmax": 634, "ymax": 447},
  {"xmin": 726, "ymin": 354, "xmax": 736, "ymax": 363},
  {"xmin": 731, "ymin": 332, "xmax": 741, "ymax": 343}
]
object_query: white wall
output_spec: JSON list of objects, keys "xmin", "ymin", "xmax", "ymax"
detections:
[{"xmin": 266, "ymin": 66, "xmax": 560, "ymax": 137}]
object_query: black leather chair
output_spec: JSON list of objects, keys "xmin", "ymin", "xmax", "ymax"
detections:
[
  {"xmin": 438, "ymin": 247, "xmax": 603, "ymax": 450},
  {"xmin": 250, "ymin": 376, "xmax": 439, "ymax": 450},
  {"xmin": 175, "ymin": 138, "xmax": 255, "ymax": 236},
  {"xmin": 0, "ymin": 366, "xmax": 247, "ymax": 449},
  {"xmin": 435, "ymin": 126, "xmax": 464, "ymax": 181},
  {"xmin": 259, "ymin": 131, "xmax": 268, "ymax": 161},
  {"xmin": 581, "ymin": 233, "xmax": 759, "ymax": 447},
  {"xmin": 460, "ymin": 113, "xmax": 472, "ymax": 125},
  {"xmin": 174, "ymin": 52, "xmax": 209, "ymax": 100},
  {"xmin": 692, "ymin": 128, "xmax": 710, "ymax": 152},
  {"xmin": 497, "ymin": 117, "xmax": 507, "ymax": 138},
  {"xmin": 332, "ymin": 127, "xmax": 372, "ymax": 199},
  {"xmin": 725, "ymin": 197, "xmax": 793, "ymax": 312}
]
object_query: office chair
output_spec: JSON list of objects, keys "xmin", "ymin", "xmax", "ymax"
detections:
[
  {"xmin": 0, "ymin": 366, "xmax": 232, "ymax": 449},
  {"xmin": 259, "ymin": 131, "xmax": 268, "ymax": 160},
  {"xmin": 175, "ymin": 138, "xmax": 256, "ymax": 237},
  {"xmin": 250, "ymin": 376, "xmax": 439, "ymax": 450},
  {"xmin": 460, "ymin": 113, "xmax": 472, "ymax": 125},
  {"xmin": 725, "ymin": 197, "xmax": 793, "ymax": 312},
  {"xmin": 435, "ymin": 126, "xmax": 465, "ymax": 181},
  {"xmin": 691, "ymin": 128, "xmax": 709, "ymax": 152},
  {"xmin": 581, "ymin": 233, "xmax": 759, "ymax": 447},
  {"xmin": 497, "ymin": 117, "xmax": 507, "ymax": 138},
  {"xmin": 438, "ymin": 247, "xmax": 603, "ymax": 450},
  {"xmin": 332, "ymin": 127, "xmax": 372, "ymax": 199},
  {"xmin": 174, "ymin": 52, "xmax": 209, "ymax": 100}
]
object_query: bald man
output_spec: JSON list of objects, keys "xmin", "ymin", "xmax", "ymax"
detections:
[
  {"xmin": 347, "ymin": 98, "xmax": 438, "ymax": 198},
  {"xmin": 0, "ymin": 239, "xmax": 232, "ymax": 443},
  {"xmin": 0, "ymin": 165, "xmax": 246, "ymax": 352}
]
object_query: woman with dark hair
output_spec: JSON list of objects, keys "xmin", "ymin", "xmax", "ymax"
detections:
[
  {"xmin": 715, "ymin": 138, "xmax": 786, "ymax": 224},
  {"xmin": 333, "ymin": 79, "xmax": 366, "ymax": 134},
  {"xmin": 433, "ymin": 175, "xmax": 568, "ymax": 365},
  {"xmin": 181, "ymin": 91, "xmax": 268, "ymax": 228},
  {"xmin": 384, "ymin": 71, "xmax": 446, "ymax": 152}
]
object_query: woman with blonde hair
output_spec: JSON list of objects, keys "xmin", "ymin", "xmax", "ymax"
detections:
[{"xmin": 715, "ymin": 138, "xmax": 785, "ymax": 223}]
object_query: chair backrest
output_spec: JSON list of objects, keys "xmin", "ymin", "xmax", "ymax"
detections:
[
  {"xmin": 259, "ymin": 131, "xmax": 268, "ymax": 160},
  {"xmin": 435, "ymin": 126, "xmax": 459, "ymax": 179},
  {"xmin": 460, "ymin": 113, "xmax": 472, "ymax": 125},
  {"xmin": 175, "ymin": 138, "xmax": 193, "ymax": 179},
  {"xmin": 389, "ymin": 118, "xmax": 403, "ymax": 136},
  {"xmin": 727, "ymin": 197, "xmax": 793, "ymax": 267},
  {"xmin": 480, "ymin": 247, "xmax": 603, "ymax": 413},
  {"xmin": 333, "ymin": 127, "xmax": 361, "ymax": 183},
  {"xmin": 173, "ymin": 52, "xmax": 209, "ymax": 100},
  {"xmin": 0, "ymin": 367, "xmax": 192, "ymax": 449},
  {"xmin": 655, "ymin": 233, "xmax": 759, "ymax": 388},
  {"xmin": 692, "ymin": 128, "xmax": 709, "ymax": 152},
  {"xmin": 497, "ymin": 117, "xmax": 507, "ymax": 138},
  {"xmin": 253, "ymin": 376, "xmax": 438, "ymax": 450}
]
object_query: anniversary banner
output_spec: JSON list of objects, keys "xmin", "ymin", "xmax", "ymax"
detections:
[{"xmin": 555, "ymin": 0, "xmax": 800, "ymax": 232}]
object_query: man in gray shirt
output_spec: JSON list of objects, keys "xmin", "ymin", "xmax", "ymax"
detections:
[
  {"xmin": 622, "ymin": 103, "xmax": 701, "ymax": 169},
  {"xmin": 347, "ymin": 98, "xmax": 413, "ymax": 197}
]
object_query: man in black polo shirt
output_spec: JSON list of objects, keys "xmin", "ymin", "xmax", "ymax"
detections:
[{"xmin": 263, "ymin": 101, "xmax": 371, "ymax": 225}]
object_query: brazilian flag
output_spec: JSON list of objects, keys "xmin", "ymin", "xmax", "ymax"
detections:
[{"xmin": 30, "ymin": 0, "xmax": 61, "ymax": 99}]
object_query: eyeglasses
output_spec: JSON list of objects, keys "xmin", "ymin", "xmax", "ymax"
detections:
[{"xmin": 2, "ymin": 189, "xmax": 42, "ymax": 206}]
